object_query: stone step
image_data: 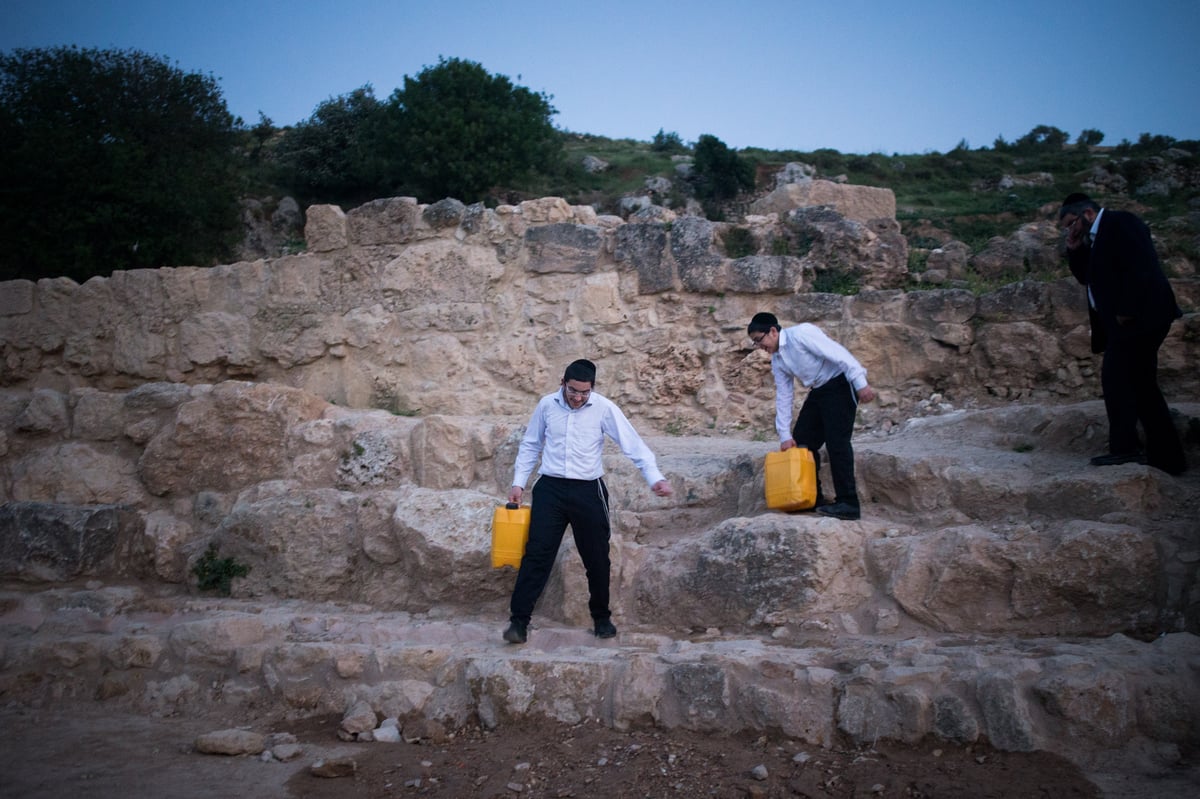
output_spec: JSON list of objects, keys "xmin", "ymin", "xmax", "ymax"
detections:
[{"xmin": 1, "ymin": 584, "xmax": 1196, "ymax": 782}]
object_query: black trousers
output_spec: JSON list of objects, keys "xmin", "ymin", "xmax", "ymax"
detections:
[
  {"xmin": 791, "ymin": 373, "xmax": 860, "ymax": 507},
  {"xmin": 1101, "ymin": 318, "xmax": 1186, "ymax": 473},
  {"xmin": 509, "ymin": 475, "xmax": 612, "ymax": 625}
]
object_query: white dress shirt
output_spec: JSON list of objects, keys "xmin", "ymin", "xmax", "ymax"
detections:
[
  {"xmin": 512, "ymin": 389, "xmax": 666, "ymax": 488},
  {"xmin": 771, "ymin": 323, "xmax": 868, "ymax": 442},
  {"xmin": 1085, "ymin": 208, "xmax": 1104, "ymax": 309}
]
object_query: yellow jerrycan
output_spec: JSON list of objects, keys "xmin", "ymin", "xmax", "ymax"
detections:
[
  {"xmin": 764, "ymin": 447, "xmax": 817, "ymax": 511},
  {"xmin": 491, "ymin": 502, "xmax": 531, "ymax": 568}
]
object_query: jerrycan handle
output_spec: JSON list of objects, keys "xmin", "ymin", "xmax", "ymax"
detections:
[{"xmin": 505, "ymin": 502, "xmax": 519, "ymax": 510}]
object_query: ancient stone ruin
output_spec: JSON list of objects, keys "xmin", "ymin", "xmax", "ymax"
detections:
[{"xmin": 1, "ymin": 186, "xmax": 1197, "ymax": 789}]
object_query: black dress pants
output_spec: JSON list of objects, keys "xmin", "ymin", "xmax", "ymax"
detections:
[
  {"xmin": 509, "ymin": 475, "xmax": 613, "ymax": 625},
  {"xmin": 791, "ymin": 373, "xmax": 860, "ymax": 507},
  {"xmin": 1101, "ymin": 318, "xmax": 1186, "ymax": 473}
]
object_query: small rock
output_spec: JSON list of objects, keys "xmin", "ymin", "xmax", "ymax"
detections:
[
  {"xmin": 506, "ymin": 781, "xmax": 525, "ymax": 793},
  {"xmin": 373, "ymin": 725, "xmax": 401, "ymax": 743},
  {"xmin": 872, "ymin": 783, "xmax": 885, "ymax": 793},
  {"xmin": 403, "ymin": 717, "xmax": 448, "ymax": 744},
  {"xmin": 194, "ymin": 729, "xmax": 265, "ymax": 756},
  {"xmin": 750, "ymin": 764, "xmax": 769, "ymax": 780},
  {"xmin": 311, "ymin": 757, "xmax": 357, "ymax": 778},
  {"xmin": 792, "ymin": 752, "xmax": 811, "ymax": 764},
  {"xmin": 272, "ymin": 743, "xmax": 303, "ymax": 761},
  {"xmin": 340, "ymin": 699, "xmax": 378, "ymax": 735}
]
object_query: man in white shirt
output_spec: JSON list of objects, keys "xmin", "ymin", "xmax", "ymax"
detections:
[
  {"xmin": 503, "ymin": 359, "xmax": 673, "ymax": 644},
  {"xmin": 747, "ymin": 312, "xmax": 875, "ymax": 520}
]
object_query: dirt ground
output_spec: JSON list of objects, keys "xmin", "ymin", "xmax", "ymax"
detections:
[{"xmin": 0, "ymin": 704, "xmax": 1118, "ymax": 799}]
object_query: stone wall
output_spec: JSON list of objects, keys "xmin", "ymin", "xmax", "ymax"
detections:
[{"xmin": 3, "ymin": 192, "xmax": 1195, "ymax": 440}]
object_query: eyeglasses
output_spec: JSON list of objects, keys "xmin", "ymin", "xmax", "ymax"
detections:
[
  {"xmin": 750, "ymin": 332, "xmax": 769, "ymax": 346},
  {"xmin": 1062, "ymin": 215, "xmax": 1081, "ymax": 231},
  {"xmin": 563, "ymin": 385, "xmax": 592, "ymax": 398}
]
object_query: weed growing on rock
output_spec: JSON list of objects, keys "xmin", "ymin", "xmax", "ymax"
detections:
[{"xmin": 192, "ymin": 544, "xmax": 250, "ymax": 595}]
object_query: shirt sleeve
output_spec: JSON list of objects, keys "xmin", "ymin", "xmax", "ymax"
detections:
[
  {"xmin": 511, "ymin": 399, "xmax": 547, "ymax": 488},
  {"xmin": 772, "ymin": 361, "xmax": 794, "ymax": 443},
  {"xmin": 601, "ymin": 403, "xmax": 666, "ymax": 487}
]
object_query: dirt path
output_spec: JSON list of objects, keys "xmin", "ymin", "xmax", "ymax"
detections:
[{"xmin": 0, "ymin": 703, "xmax": 1124, "ymax": 798}]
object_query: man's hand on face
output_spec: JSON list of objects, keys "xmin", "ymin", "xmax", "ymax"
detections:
[{"xmin": 1063, "ymin": 213, "xmax": 1088, "ymax": 250}]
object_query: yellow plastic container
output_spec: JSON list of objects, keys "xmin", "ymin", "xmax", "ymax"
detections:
[
  {"xmin": 491, "ymin": 503, "xmax": 531, "ymax": 568},
  {"xmin": 764, "ymin": 448, "xmax": 817, "ymax": 511}
]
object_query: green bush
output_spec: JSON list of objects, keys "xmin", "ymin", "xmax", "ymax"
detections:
[
  {"xmin": 651, "ymin": 128, "xmax": 687, "ymax": 154},
  {"xmin": 723, "ymin": 227, "xmax": 756, "ymax": 258},
  {"xmin": 270, "ymin": 86, "xmax": 388, "ymax": 208},
  {"xmin": 811, "ymin": 268, "xmax": 860, "ymax": 295},
  {"xmin": 692, "ymin": 134, "xmax": 754, "ymax": 204},
  {"xmin": 192, "ymin": 544, "xmax": 250, "ymax": 595}
]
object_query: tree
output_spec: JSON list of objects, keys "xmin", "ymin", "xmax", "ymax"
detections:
[
  {"xmin": 271, "ymin": 86, "xmax": 388, "ymax": 207},
  {"xmin": 380, "ymin": 57, "xmax": 560, "ymax": 203},
  {"xmin": 1012, "ymin": 125, "xmax": 1069, "ymax": 153},
  {"xmin": 651, "ymin": 128, "xmax": 687, "ymax": 154},
  {"xmin": 1077, "ymin": 128, "xmax": 1105, "ymax": 147},
  {"xmin": 0, "ymin": 46, "xmax": 243, "ymax": 283},
  {"xmin": 692, "ymin": 134, "xmax": 755, "ymax": 208}
]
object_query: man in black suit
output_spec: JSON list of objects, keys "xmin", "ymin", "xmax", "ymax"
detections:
[{"xmin": 1059, "ymin": 192, "xmax": 1186, "ymax": 475}]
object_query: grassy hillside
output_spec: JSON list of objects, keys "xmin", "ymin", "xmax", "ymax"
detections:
[{"xmin": 508, "ymin": 131, "xmax": 1199, "ymax": 276}]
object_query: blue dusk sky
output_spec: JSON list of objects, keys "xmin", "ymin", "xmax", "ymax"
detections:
[{"xmin": 3, "ymin": 0, "xmax": 1198, "ymax": 154}]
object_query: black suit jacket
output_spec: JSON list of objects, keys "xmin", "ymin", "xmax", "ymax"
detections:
[{"xmin": 1066, "ymin": 209, "xmax": 1181, "ymax": 353}]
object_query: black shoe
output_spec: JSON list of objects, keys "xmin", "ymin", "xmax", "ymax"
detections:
[
  {"xmin": 1089, "ymin": 451, "xmax": 1145, "ymax": 467},
  {"xmin": 503, "ymin": 620, "xmax": 528, "ymax": 644},
  {"xmin": 593, "ymin": 619, "xmax": 617, "ymax": 639},
  {"xmin": 816, "ymin": 501, "xmax": 861, "ymax": 521}
]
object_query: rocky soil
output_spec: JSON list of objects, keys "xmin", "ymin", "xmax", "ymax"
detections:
[{"xmin": 1, "ymin": 701, "xmax": 1122, "ymax": 799}]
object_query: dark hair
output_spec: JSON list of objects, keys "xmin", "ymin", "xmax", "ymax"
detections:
[
  {"xmin": 1059, "ymin": 192, "xmax": 1100, "ymax": 219},
  {"xmin": 563, "ymin": 359, "xmax": 596, "ymax": 385},
  {"xmin": 747, "ymin": 312, "xmax": 779, "ymax": 336}
]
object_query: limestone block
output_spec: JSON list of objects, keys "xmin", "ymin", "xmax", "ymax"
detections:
[
  {"xmin": 517, "ymin": 197, "xmax": 573, "ymax": 223},
  {"xmin": 14, "ymin": 388, "xmax": 68, "ymax": 434},
  {"xmin": 138, "ymin": 382, "xmax": 327, "ymax": 496},
  {"xmin": 0, "ymin": 280, "xmax": 34, "ymax": 315},
  {"xmin": 0, "ymin": 501, "xmax": 142, "ymax": 580},
  {"xmin": 180, "ymin": 312, "xmax": 255, "ymax": 368},
  {"xmin": 347, "ymin": 197, "xmax": 421, "ymax": 246},
  {"xmin": 10, "ymin": 443, "xmax": 147, "ymax": 505},
  {"xmin": 524, "ymin": 223, "xmax": 603, "ymax": 274},
  {"xmin": 631, "ymin": 514, "xmax": 873, "ymax": 629},
  {"xmin": 727, "ymin": 255, "xmax": 806, "ymax": 295},
  {"xmin": 167, "ymin": 615, "xmax": 269, "ymax": 666},
  {"xmin": 750, "ymin": 180, "xmax": 896, "ymax": 221},
  {"xmin": 70, "ymin": 389, "xmax": 126, "ymax": 441},
  {"xmin": 614, "ymin": 222, "xmax": 673, "ymax": 295},
  {"xmin": 871, "ymin": 521, "xmax": 1159, "ymax": 636}
]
